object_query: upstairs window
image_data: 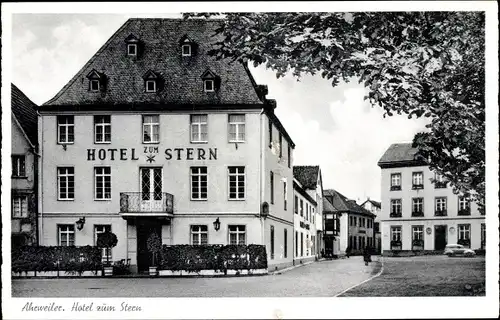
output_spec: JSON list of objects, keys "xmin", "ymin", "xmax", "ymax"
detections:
[
  {"xmin": 412, "ymin": 172, "xmax": 424, "ymax": 189},
  {"xmin": 458, "ymin": 197, "xmax": 471, "ymax": 215},
  {"xmin": 390, "ymin": 173, "xmax": 401, "ymax": 191},
  {"xmin": 124, "ymin": 34, "xmax": 141, "ymax": 57},
  {"xmin": 204, "ymin": 79, "xmax": 214, "ymax": 92},
  {"xmin": 434, "ymin": 172, "xmax": 447, "ymax": 188},
  {"xmin": 435, "ymin": 197, "xmax": 447, "ymax": 216},
  {"xmin": 228, "ymin": 114, "xmax": 245, "ymax": 142},
  {"xmin": 127, "ymin": 43, "xmax": 137, "ymax": 56},
  {"xmin": 143, "ymin": 70, "xmax": 161, "ymax": 93},
  {"xmin": 57, "ymin": 115, "xmax": 74, "ymax": 144},
  {"xmin": 86, "ymin": 69, "xmax": 106, "ymax": 92},
  {"xmin": 179, "ymin": 34, "xmax": 197, "ymax": 57},
  {"xmin": 146, "ymin": 80, "xmax": 156, "ymax": 93},
  {"xmin": 12, "ymin": 155, "xmax": 26, "ymax": 177},
  {"xmin": 191, "ymin": 114, "xmax": 208, "ymax": 143},
  {"xmin": 12, "ymin": 196, "xmax": 28, "ymax": 218},
  {"xmin": 90, "ymin": 80, "xmax": 100, "ymax": 92},
  {"xmin": 142, "ymin": 115, "xmax": 160, "ymax": 143},
  {"xmin": 94, "ymin": 115, "xmax": 111, "ymax": 143},
  {"xmin": 201, "ymin": 69, "xmax": 220, "ymax": 93},
  {"xmin": 390, "ymin": 199, "xmax": 402, "ymax": 217},
  {"xmin": 182, "ymin": 44, "xmax": 192, "ymax": 56},
  {"xmin": 228, "ymin": 166, "xmax": 245, "ymax": 200}
]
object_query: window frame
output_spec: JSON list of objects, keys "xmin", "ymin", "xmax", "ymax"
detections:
[
  {"xmin": 458, "ymin": 197, "xmax": 471, "ymax": 215},
  {"xmin": 283, "ymin": 181, "xmax": 287, "ymax": 211},
  {"xmin": 457, "ymin": 224, "xmax": 471, "ymax": 247},
  {"xmin": 94, "ymin": 166, "xmax": 112, "ymax": 200},
  {"xmin": 228, "ymin": 225, "xmax": 246, "ymax": 245},
  {"xmin": 12, "ymin": 195, "xmax": 28, "ymax": 218},
  {"xmin": 190, "ymin": 114, "xmax": 208, "ymax": 143},
  {"xmin": 127, "ymin": 43, "xmax": 137, "ymax": 56},
  {"xmin": 190, "ymin": 166, "xmax": 208, "ymax": 201},
  {"xmin": 12, "ymin": 155, "xmax": 26, "ymax": 178},
  {"xmin": 190, "ymin": 225, "xmax": 209, "ymax": 245},
  {"xmin": 412, "ymin": 171, "xmax": 424, "ymax": 189},
  {"xmin": 435, "ymin": 197, "xmax": 448, "ymax": 216},
  {"xmin": 58, "ymin": 224, "xmax": 75, "ymax": 246},
  {"xmin": 228, "ymin": 114, "xmax": 246, "ymax": 143},
  {"xmin": 89, "ymin": 79, "xmax": 100, "ymax": 92},
  {"xmin": 57, "ymin": 115, "xmax": 75, "ymax": 144},
  {"xmin": 228, "ymin": 166, "xmax": 245, "ymax": 200},
  {"xmin": 204, "ymin": 79, "xmax": 215, "ymax": 92},
  {"xmin": 145, "ymin": 80, "xmax": 157, "ymax": 93},
  {"xmin": 94, "ymin": 115, "xmax": 111, "ymax": 144},
  {"xmin": 390, "ymin": 173, "xmax": 402, "ymax": 191},
  {"xmin": 270, "ymin": 171, "xmax": 274, "ymax": 204},
  {"xmin": 142, "ymin": 115, "xmax": 160, "ymax": 144},
  {"xmin": 181, "ymin": 44, "xmax": 192, "ymax": 57},
  {"xmin": 270, "ymin": 225, "xmax": 275, "ymax": 259},
  {"xmin": 412, "ymin": 197, "xmax": 424, "ymax": 216},
  {"xmin": 391, "ymin": 226, "xmax": 402, "ymax": 242},
  {"xmin": 390, "ymin": 199, "xmax": 402, "ymax": 217},
  {"xmin": 57, "ymin": 167, "xmax": 75, "ymax": 201}
]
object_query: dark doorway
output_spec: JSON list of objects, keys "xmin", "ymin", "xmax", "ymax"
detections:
[
  {"xmin": 434, "ymin": 225, "xmax": 447, "ymax": 251},
  {"xmin": 137, "ymin": 221, "xmax": 162, "ymax": 273}
]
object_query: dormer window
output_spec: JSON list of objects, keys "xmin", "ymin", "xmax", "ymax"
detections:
[
  {"xmin": 182, "ymin": 44, "xmax": 192, "ymax": 56},
  {"xmin": 179, "ymin": 34, "xmax": 197, "ymax": 57},
  {"xmin": 204, "ymin": 79, "xmax": 214, "ymax": 92},
  {"xmin": 201, "ymin": 69, "xmax": 220, "ymax": 93},
  {"xmin": 145, "ymin": 80, "xmax": 156, "ymax": 93},
  {"xmin": 86, "ymin": 69, "xmax": 106, "ymax": 92},
  {"xmin": 127, "ymin": 44, "xmax": 137, "ymax": 56},
  {"xmin": 143, "ymin": 70, "xmax": 161, "ymax": 93}
]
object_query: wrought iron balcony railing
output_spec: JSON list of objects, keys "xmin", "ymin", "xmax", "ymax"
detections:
[
  {"xmin": 434, "ymin": 210, "xmax": 447, "ymax": 217},
  {"xmin": 457, "ymin": 208, "xmax": 471, "ymax": 216},
  {"xmin": 390, "ymin": 212, "xmax": 402, "ymax": 218},
  {"xmin": 411, "ymin": 211, "xmax": 424, "ymax": 217},
  {"xmin": 120, "ymin": 192, "xmax": 174, "ymax": 214}
]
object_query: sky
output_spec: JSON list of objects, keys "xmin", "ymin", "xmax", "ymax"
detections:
[{"xmin": 11, "ymin": 13, "xmax": 429, "ymax": 203}]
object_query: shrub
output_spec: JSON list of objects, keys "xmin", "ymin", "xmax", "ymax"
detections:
[
  {"xmin": 12, "ymin": 246, "xmax": 102, "ymax": 274},
  {"xmin": 96, "ymin": 231, "xmax": 118, "ymax": 266},
  {"xmin": 159, "ymin": 244, "xmax": 267, "ymax": 273},
  {"xmin": 146, "ymin": 232, "xmax": 162, "ymax": 267}
]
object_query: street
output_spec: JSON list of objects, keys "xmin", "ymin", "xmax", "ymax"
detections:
[{"xmin": 12, "ymin": 257, "xmax": 380, "ymax": 297}]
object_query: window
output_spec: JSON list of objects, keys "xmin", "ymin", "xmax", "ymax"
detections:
[
  {"xmin": 228, "ymin": 114, "xmax": 245, "ymax": 142},
  {"xmin": 58, "ymin": 225, "xmax": 75, "ymax": 246},
  {"xmin": 390, "ymin": 173, "xmax": 401, "ymax": 190},
  {"xmin": 145, "ymin": 80, "xmax": 157, "ymax": 93},
  {"xmin": 283, "ymin": 181, "xmax": 287, "ymax": 210},
  {"xmin": 391, "ymin": 226, "xmax": 402, "ymax": 242},
  {"xmin": 57, "ymin": 115, "xmax": 74, "ymax": 144},
  {"xmin": 434, "ymin": 172, "xmax": 447, "ymax": 188},
  {"xmin": 94, "ymin": 225, "xmax": 112, "ymax": 262},
  {"xmin": 435, "ymin": 197, "xmax": 447, "ymax": 216},
  {"xmin": 306, "ymin": 234, "xmax": 309, "ymax": 256},
  {"xmin": 228, "ymin": 166, "xmax": 245, "ymax": 200},
  {"xmin": 190, "ymin": 167, "xmax": 208, "ymax": 200},
  {"xmin": 190, "ymin": 115, "xmax": 208, "ymax": 143},
  {"xmin": 12, "ymin": 196, "xmax": 28, "ymax": 218},
  {"xmin": 142, "ymin": 115, "xmax": 159, "ymax": 143},
  {"xmin": 390, "ymin": 199, "xmax": 402, "ymax": 217},
  {"xmin": 94, "ymin": 115, "xmax": 111, "ymax": 143},
  {"xmin": 300, "ymin": 199, "xmax": 304, "ymax": 216},
  {"xmin": 94, "ymin": 167, "xmax": 111, "ymax": 200},
  {"xmin": 412, "ymin": 226, "xmax": 424, "ymax": 241},
  {"xmin": 279, "ymin": 133, "xmax": 283, "ymax": 158},
  {"xmin": 204, "ymin": 79, "xmax": 215, "ymax": 92},
  {"xmin": 300, "ymin": 232, "xmax": 304, "ymax": 256},
  {"xmin": 270, "ymin": 226, "xmax": 275, "ymax": 259},
  {"xmin": 270, "ymin": 171, "xmax": 274, "ymax": 204},
  {"xmin": 284, "ymin": 229, "xmax": 288, "ymax": 258},
  {"xmin": 268, "ymin": 119, "xmax": 273, "ymax": 147},
  {"xmin": 412, "ymin": 172, "xmax": 424, "ymax": 189},
  {"xmin": 229, "ymin": 225, "xmax": 246, "ymax": 245},
  {"xmin": 306, "ymin": 204, "xmax": 309, "ymax": 221},
  {"xmin": 127, "ymin": 44, "xmax": 137, "ymax": 56},
  {"xmin": 90, "ymin": 79, "xmax": 100, "ymax": 92},
  {"xmin": 312, "ymin": 208, "xmax": 315, "ymax": 224},
  {"xmin": 181, "ymin": 44, "xmax": 191, "ymax": 56},
  {"xmin": 12, "ymin": 155, "xmax": 26, "ymax": 177},
  {"xmin": 294, "ymin": 196, "xmax": 298, "ymax": 214},
  {"xmin": 57, "ymin": 167, "xmax": 75, "ymax": 200},
  {"xmin": 295, "ymin": 231, "xmax": 298, "ymax": 257},
  {"xmin": 458, "ymin": 197, "xmax": 471, "ymax": 215},
  {"xmin": 458, "ymin": 224, "xmax": 471, "ymax": 247},
  {"xmin": 412, "ymin": 198, "xmax": 424, "ymax": 216},
  {"xmin": 191, "ymin": 225, "xmax": 208, "ymax": 245},
  {"xmin": 287, "ymin": 144, "xmax": 291, "ymax": 168},
  {"xmin": 481, "ymin": 223, "xmax": 486, "ymax": 249}
]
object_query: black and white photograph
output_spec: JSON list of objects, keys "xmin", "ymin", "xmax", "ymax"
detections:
[{"xmin": 1, "ymin": 1, "xmax": 498, "ymax": 319}]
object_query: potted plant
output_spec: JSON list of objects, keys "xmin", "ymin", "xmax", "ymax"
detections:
[
  {"xmin": 146, "ymin": 232, "xmax": 162, "ymax": 276},
  {"xmin": 96, "ymin": 231, "xmax": 118, "ymax": 276}
]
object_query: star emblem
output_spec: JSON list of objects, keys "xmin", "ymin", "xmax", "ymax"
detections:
[{"xmin": 146, "ymin": 154, "xmax": 156, "ymax": 163}]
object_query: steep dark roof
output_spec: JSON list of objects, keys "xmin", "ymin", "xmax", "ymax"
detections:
[
  {"xmin": 11, "ymin": 84, "xmax": 38, "ymax": 146},
  {"xmin": 378, "ymin": 143, "xmax": 427, "ymax": 168},
  {"xmin": 323, "ymin": 197, "xmax": 337, "ymax": 213},
  {"xmin": 43, "ymin": 18, "xmax": 263, "ymax": 108},
  {"xmin": 293, "ymin": 180, "xmax": 317, "ymax": 206},
  {"xmin": 293, "ymin": 166, "xmax": 320, "ymax": 190},
  {"xmin": 361, "ymin": 199, "xmax": 381, "ymax": 209},
  {"xmin": 324, "ymin": 189, "xmax": 376, "ymax": 217}
]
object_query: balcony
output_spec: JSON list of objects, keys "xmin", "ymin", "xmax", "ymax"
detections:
[
  {"xmin": 411, "ymin": 211, "xmax": 424, "ymax": 217},
  {"xmin": 434, "ymin": 210, "xmax": 447, "ymax": 217},
  {"xmin": 120, "ymin": 192, "xmax": 174, "ymax": 217}
]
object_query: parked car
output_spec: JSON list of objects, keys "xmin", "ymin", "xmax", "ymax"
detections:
[{"xmin": 444, "ymin": 244, "xmax": 476, "ymax": 257}]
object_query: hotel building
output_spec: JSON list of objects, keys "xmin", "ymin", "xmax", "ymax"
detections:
[
  {"xmin": 37, "ymin": 18, "xmax": 295, "ymax": 272},
  {"xmin": 378, "ymin": 143, "xmax": 485, "ymax": 255},
  {"xmin": 11, "ymin": 84, "xmax": 39, "ymax": 247}
]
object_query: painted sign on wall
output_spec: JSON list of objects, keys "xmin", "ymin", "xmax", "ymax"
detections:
[{"xmin": 86, "ymin": 147, "xmax": 218, "ymax": 162}]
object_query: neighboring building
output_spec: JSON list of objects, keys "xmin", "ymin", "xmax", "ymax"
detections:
[
  {"xmin": 37, "ymin": 18, "xmax": 295, "ymax": 272},
  {"xmin": 324, "ymin": 189, "xmax": 376, "ymax": 255},
  {"xmin": 292, "ymin": 165, "xmax": 324, "ymax": 263},
  {"xmin": 377, "ymin": 143, "xmax": 485, "ymax": 255},
  {"xmin": 322, "ymin": 195, "xmax": 341, "ymax": 257},
  {"xmin": 11, "ymin": 84, "xmax": 39, "ymax": 247},
  {"xmin": 361, "ymin": 198, "xmax": 381, "ymax": 253}
]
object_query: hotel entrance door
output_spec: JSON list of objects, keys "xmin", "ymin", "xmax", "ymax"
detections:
[{"xmin": 137, "ymin": 221, "xmax": 162, "ymax": 273}]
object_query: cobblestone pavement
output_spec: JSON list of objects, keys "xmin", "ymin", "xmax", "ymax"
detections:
[{"xmin": 12, "ymin": 256, "xmax": 380, "ymax": 297}]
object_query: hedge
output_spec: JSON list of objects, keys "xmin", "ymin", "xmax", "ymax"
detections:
[
  {"xmin": 12, "ymin": 246, "xmax": 102, "ymax": 274},
  {"xmin": 159, "ymin": 244, "xmax": 267, "ymax": 273}
]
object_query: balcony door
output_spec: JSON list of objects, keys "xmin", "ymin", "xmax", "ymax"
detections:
[{"xmin": 140, "ymin": 167, "xmax": 162, "ymax": 212}]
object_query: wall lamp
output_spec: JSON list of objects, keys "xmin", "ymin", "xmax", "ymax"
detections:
[
  {"xmin": 213, "ymin": 217, "xmax": 221, "ymax": 231},
  {"xmin": 76, "ymin": 217, "xmax": 86, "ymax": 231}
]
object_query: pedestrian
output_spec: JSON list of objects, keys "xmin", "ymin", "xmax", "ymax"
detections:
[
  {"xmin": 363, "ymin": 246, "xmax": 371, "ymax": 266},
  {"xmin": 345, "ymin": 245, "xmax": 351, "ymax": 258}
]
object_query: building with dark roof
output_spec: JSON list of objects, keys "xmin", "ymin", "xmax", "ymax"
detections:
[
  {"xmin": 377, "ymin": 143, "xmax": 484, "ymax": 255},
  {"xmin": 361, "ymin": 198, "xmax": 381, "ymax": 254},
  {"xmin": 37, "ymin": 18, "xmax": 296, "ymax": 273},
  {"xmin": 11, "ymin": 84, "xmax": 39, "ymax": 246},
  {"xmin": 291, "ymin": 165, "xmax": 324, "ymax": 263},
  {"xmin": 324, "ymin": 189, "xmax": 376, "ymax": 255}
]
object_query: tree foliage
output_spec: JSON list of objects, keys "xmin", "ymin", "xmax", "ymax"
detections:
[{"xmin": 184, "ymin": 12, "xmax": 485, "ymax": 210}]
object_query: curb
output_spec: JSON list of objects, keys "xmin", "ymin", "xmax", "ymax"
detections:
[
  {"xmin": 268, "ymin": 258, "xmax": 325, "ymax": 275},
  {"xmin": 333, "ymin": 256, "xmax": 384, "ymax": 297}
]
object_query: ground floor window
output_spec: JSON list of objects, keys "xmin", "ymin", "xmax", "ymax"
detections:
[
  {"xmin": 295, "ymin": 231, "xmax": 298, "ymax": 257},
  {"xmin": 284, "ymin": 229, "xmax": 288, "ymax": 258},
  {"xmin": 300, "ymin": 232, "xmax": 304, "ymax": 256},
  {"xmin": 94, "ymin": 225, "xmax": 112, "ymax": 262},
  {"xmin": 228, "ymin": 225, "xmax": 246, "ymax": 245},
  {"xmin": 58, "ymin": 224, "xmax": 75, "ymax": 246},
  {"xmin": 191, "ymin": 225, "xmax": 208, "ymax": 245},
  {"xmin": 412, "ymin": 225, "xmax": 424, "ymax": 250},
  {"xmin": 270, "ymin": 226, "xmax": 275, "ymax": 259},
  {"xmin": 390, "ymin": 226, "xmax": 402, "ymax": 249},
  {"xmin": 12, "ymin": 195, "xmax": 28, "ymax": 218},
  {"xmin": 458, "ymin": 224, "xmax": 471, "ymax": 247}
]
